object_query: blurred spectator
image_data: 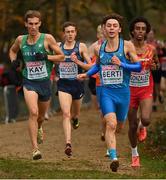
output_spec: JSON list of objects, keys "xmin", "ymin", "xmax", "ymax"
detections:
[
  {"xmin": 0, "ymin": 61, "xmax": 22, "ymax": 123},
  {"xmin": 159, "ymin": 40, "xmax": 166, "ymax": 109},
  {"xmin": 147, "ymin": 29, "xmax": 161, "ymax": 111},
  {"xmin": 0, "ymin": 62, "xmax": 22, "ymax": 88}
]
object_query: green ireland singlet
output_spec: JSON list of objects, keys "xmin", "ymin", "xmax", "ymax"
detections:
[{"xmin": 20, "ymin": 33, "xmax": 53, "ymax": 81}]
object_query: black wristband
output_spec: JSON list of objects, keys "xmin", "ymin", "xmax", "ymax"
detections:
[{"xmin": 35, "ymin": 52, "xmax": 48, "ymax": 60}]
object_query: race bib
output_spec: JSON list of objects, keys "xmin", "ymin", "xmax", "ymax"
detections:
[
  {"xmin": 26, "ymin": 61, "xmax": 48, "ymax": 80},
  {"xmin": 59, "ymin": 62, "xmax": 78, "ymax": 79},
  {"xmin": 130, "ymin": 70, "xmax": 150, "ymax": 87},
  {"xmin": 101, "ymin": 65, "xmax": 123, "ymax": 85}
]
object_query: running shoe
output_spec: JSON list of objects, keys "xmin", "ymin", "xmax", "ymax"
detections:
[
  {"xmin": 110, "ymin": 160, "xmax": 119, "ymax": 172},
  {"xmin": 138, "ymin": 127, "xmax": 147, "ymax": 142},
  {"xmin": 37, "ymin": 127, "xmax": 44, "ymax": 144},
  {"xmin": 131, "ymin": 156, "xmax": 140, "ymax": 167},
  {"xmin": 32, "ymin": 149, "xmax": 42, "ymax": 160},
  {"xmin": 65, "ymin": 143, "xmax": 72, "ymax": 157},
  {"xmin": 72, "ymin": 118, "xmax": 79, "ymax": 129}
]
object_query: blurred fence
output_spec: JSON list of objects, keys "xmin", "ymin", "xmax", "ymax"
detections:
[{"xmin": 0, "ymin": 80, "xmax": 91, "ymax": 123}]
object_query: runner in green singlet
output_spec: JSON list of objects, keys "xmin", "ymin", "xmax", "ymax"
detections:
[{"xmin": 9, "ymin": 10, "xmax": 64, "ymax": 160}]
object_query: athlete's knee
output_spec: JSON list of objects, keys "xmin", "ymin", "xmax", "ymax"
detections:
[
  {"xmin": 62, "ymin": 111, "xmax": 71, "ymax": 120},
  {"xmin": 29, "ymin": 108, "xmax": 38, "ymax": 118},
  {"xmin": 106, "ymin": 119, "xmax": 117, "ymax": 131},
  {"xmin": 141, "ymin": 118, "xmax": 150, "ymax": 127}
]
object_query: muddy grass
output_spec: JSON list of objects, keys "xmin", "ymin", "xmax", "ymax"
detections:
[{"xmin": 0, "ymin": 105, "xmax": 165, "ymax": 178}]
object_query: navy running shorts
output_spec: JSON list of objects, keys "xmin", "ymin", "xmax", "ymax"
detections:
[
  {"xmin": 57, "ymin": 79, "xmax": 84, "ymax": 100},
  {"xmin": 23, "ymin": 78, "xmax": 51, "ymax": 102}
]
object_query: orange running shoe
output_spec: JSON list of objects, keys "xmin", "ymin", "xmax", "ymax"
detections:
[
  {"xmin": 138, "ymin": 127, "xmax": 147, "ymax": 142},
  {"xmin": 131, "ymin": 156, "xmax": 140, "ymax": 167}
]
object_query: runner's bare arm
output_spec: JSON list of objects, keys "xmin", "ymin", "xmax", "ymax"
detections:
[
  {"xmin": 94, "ymin": 44, "xmax": 100, "ymax": 64},
  {"xmin": 88, "ymin": 42, "xmax": 96, "ymax": 58},
  {"xmin": 80, "ymin": 42, "xmax": 92, "ymax": 65},
  {"xmin": 77, "ymin": 44, "xmax": 100, "ymax": 80},
  {"xmin": 9, "ymin": 36, "xmax": 22, "ymax": 61},
  {"xmin": 46, "ymin": 34, "xmax": 65, "ymax": 62},
  {"xmin": 124, "ymin": 41, "xmax": 140, "ymax": 62},
  {"xmin": 71, "ymin": 43, "xmax": 92, "ymax": 70},
  {"xmin": 84, "ymin": 44, "xmax": 100, "ymax": 76}
]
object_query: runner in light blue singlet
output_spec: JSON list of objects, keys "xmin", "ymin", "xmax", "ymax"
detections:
[{"xmin": 99, "ymin": 38, "xmax": 131, "ymax": 120}]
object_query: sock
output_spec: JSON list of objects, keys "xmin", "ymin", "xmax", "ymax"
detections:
[
  {"xmin": 131, "ymin": 146, "xmax": 139, "ymax": 157},
  {"xmin": 139, "ymin": 121, "xmax": 145, "ymax": 129},
  {"xmin": 108, "ymin": 148, "xmax": 117, "ymax": 160}
]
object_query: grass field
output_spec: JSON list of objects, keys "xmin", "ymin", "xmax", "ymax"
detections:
[
  {"xmin": 0, "ymin": 152, "xmax": 165, "ymax": 179},
  {"xmin": 0, "ymin": 107, "xmax": 166, "ymax": 179}
]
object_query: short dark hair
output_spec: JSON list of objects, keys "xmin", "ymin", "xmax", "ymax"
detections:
[
  {"xmin": 129, "ymin": 16, "xmax": 151, "ymax": 37},
  {"xmin": 102, "ymin": 13, "xmax": 124, "ymax": 28},
  {"xmin": 24, "ymin": 10, "xmax": 41, "ymax": 22},
  {"xmin": 62, "ymin": 21, "xmax": 77, "ymax": 32}
]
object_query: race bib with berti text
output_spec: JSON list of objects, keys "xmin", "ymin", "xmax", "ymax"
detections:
[{"xmin": 101, "ymin": 65, "xmax": 123, "ymax": 85}]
